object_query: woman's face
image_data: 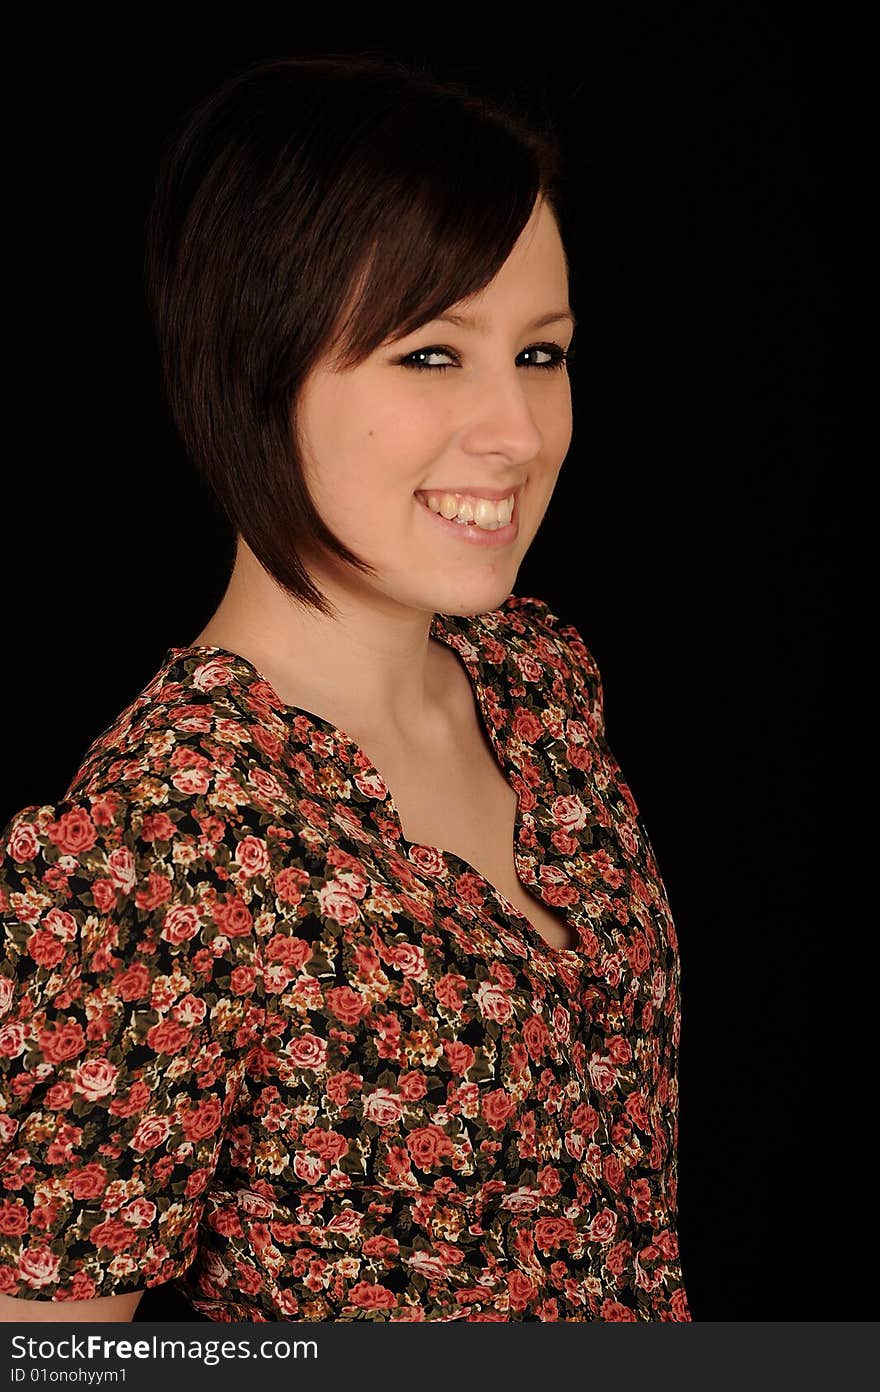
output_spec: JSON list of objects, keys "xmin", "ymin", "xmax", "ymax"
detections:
[{"xmin": 295, "ymin": 196, "xmax": 574, "ymax": 619}]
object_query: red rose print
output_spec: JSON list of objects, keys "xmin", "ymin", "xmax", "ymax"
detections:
[
  {"xmin": 537, "ymin": 1165, "xmax": 562, "ymax": 1196},
  {"xmin": 265, "ymin": 933, "xmax": 312, "ymax": 969},
  {"xmin": 588, "ymin": 1208, "xmax": 618, "ymax": 1242},
  {"xmin": 293, "ymin": 1152, "xmax": 325, "ymax": 1184},
  {"xmin": 533, "ymin": 1216, "xmax": 577, "ymax": 1252},
  {"xmin": 287, "ymin": 1034, "xmax": 328, "ymax": 1071},
  {"xmin": 138, "ymin": 1125, "xmax": 176, "ymax": 1170},
  {"xmin": 522, "ymin": 1014, "xmax": 552, "ymax": 1060},
  {"xmin": 601, "ymin": 1298, "xmax": 638, "ymax": 1321},
  {"xmin": 407, "ymin": 844, "xmax": 446, "ymax": 877},
  {"xmin": 235, "ymin": 836, "xmax": 270, "ymax": 877},
  {"xmin": 0, "ymin": 1201, "xmax": 31, "ymax": 1237},
  {"xmin": 443, "ymin": 1040, "xmax": 475, "ymax": 1076},
  {"xmin": 669, "ymin": 1288, "xmax": 691, "ymax": 1320},
  {"xmin": 406, "ymin": 1125, "xmax": 455, "ymax": 1170},
  {"xmin": 317, "ymin": 882, "xmax": 361, "ymax": 925},
  {"xmin": 603, "ymin": 1154, "xmax": 625, "ymax": 1192},
  {"xmin": 275, "ymin": 866, "xmax": 310, "ymax": 906},
  {"xmin": 552, "ymin": 794, "xmax": 589, "ymax": 833},
  {"xmin": 114, "ymin": 962, "xmax": 151, "ymax": 1003},
  {"xmin": 408, "ymin": 1251, "xmax": 448, "ymax": 1280},
  {"xmin": 230, "ymin": 963, "xmax": 257, "ymax": 996},
  {"xmin": 571, "ymin": 1102, "xmax": 599, "ymax": 1135},
  {"xmin": 172, "ymin": 768, "xmax": 212, "ymax": 797},
  {"xmin": 212, "ymin": 895, "xmax": 254, "ymax": 938},
  {"xmin": 607, "ymin": 1034, "xmax": 633, "ymax": 1064},
  {"xmin": 362, "ymin": 1089, "xmax": 404, "ymax": 1127},
  {"xmin": 506, "ymin": 1269, "xmax": 537, "ymax": 1310},
  {"xmin": 398, "ymin": 1070, "xmax": 427, "ymax": 1101},
  {"xmin": 141, "ymin": 811, "xmax": 177, "ymax": 843},
  {"xmin": 588, "ymin": 1056, "xmax": 619, "ymax": 1093},
  {"xmin": 302, "ymin": 1127, "xmax": 349, "ymax": 1162},
  {"xmin": 434, "ymin": 973, "xmax": 468, "ymax": 1011},
  {"xmin": 146, "ymin": 1020, "xmax": 192, "ymax": 1056},
  {"xmin": 88, "ymin": 1216, "xmax": 137, "ymax": 1255},
  {"xmin": 326, "ymin": 985, "xmax": 368, "ymax": 1025},
  {"xmin": 606, "ymin": 1239, "xmax": 632, "ymax": 1276},
  {"xmin": 161, "ymin": 904, "xmax": 202, "ymax": 945},
  {"xmin": 28, "ymin": 930, "xmax": 67, "ymax": 970},
  {"xmin": 512, "ymin": 708, "xmax": 544, "ymax": 743},
  {"xmin": 18, "ymin": 1246, "xmax": 62, "ymax": 1288},
  {"xmin": 47, "ymin": 807, "xmax": 98, "ymax": 856},
  {"xmin": 482, "ymin": 1088, "xmax": 516, "ymax": 1129},
  {"xmin": 182, "ymin": 1096, "xmax": 222, "ymax": 1143},
  {"xmin": 626, "ymin": 933, "xmax": 651, "ymax": 975},
  {"xmin": 37, "ymin": 1022, "xmax": 86, "ymax": 1067},
  {"xmin": 7, "ymin": 820, "xmax": 41, "ymax": 864},
  {"xmin": 348, "ymin": 1281, "xmax": 396, "ymax": 1309},
  {"xmin": 475, "ymin": 981, "xmax": 514, "ymax": 1023},
  {"xmin": 67, "ymin": 1163, "xmax": 109, "ymax": 1201},
  {"xmin": 74, "ymin": 1058, "xmax": 118, "ymax": 1101}
]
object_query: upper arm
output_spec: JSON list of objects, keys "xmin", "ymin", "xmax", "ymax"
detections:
[
  {"xmin": 0, "ymin": 795, "xmax": 265, "ymax": 1305},
  {"xmin": 0, "ymin": 1288, "xmax": 144, "ymax": 1323}
]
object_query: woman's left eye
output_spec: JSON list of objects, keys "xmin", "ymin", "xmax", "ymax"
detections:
[{"xmin": 398, "ymin": 343, "xmax": 572, "ymax": 373}]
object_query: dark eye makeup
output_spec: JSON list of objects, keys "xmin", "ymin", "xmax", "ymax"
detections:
[{"xmin": 395, "ymin": 343, "xmax": 574, "ymax": 373}]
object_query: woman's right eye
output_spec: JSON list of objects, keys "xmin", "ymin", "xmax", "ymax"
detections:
[{"xmin": 398, "ymin": 347, "xmax": 457, "ymax": 373}]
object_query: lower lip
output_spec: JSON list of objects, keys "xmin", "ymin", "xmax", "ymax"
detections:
[{"xmin": 414, "ymin": 493, "xmax": 520, "ymax": 547}]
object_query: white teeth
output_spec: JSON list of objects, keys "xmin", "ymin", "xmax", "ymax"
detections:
[{"xmin": 420, "ymin": 491, "xmax": 515, "ymax": 530}]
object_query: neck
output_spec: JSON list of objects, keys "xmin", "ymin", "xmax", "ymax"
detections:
[{"xmin": 191, "ymin": 541, "xmax": 454, "ymax": 743}]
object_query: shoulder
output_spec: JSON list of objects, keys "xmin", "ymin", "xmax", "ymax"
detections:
[
  {"xmin": 0, "ymin": 646, "xmax": 302, "ymax": 1008},
  {"xmin": 430, "ymin": 594, "xmax": 606, "ymax": 740},
  {"xmin": 485, "ymin": 593, "xmax": 605, "ymax": 708},
  {"xmin": 55, "ymin": 644, "xmax": 292, "ymax": 817},
  {"xmin": 0, "ymin": 646, "xmax": 288, "ymax": 993}
]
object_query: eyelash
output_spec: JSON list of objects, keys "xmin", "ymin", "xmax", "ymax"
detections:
[{"xmin": 397, "ymin": 343, "xmax": 574, "ymax": 373}]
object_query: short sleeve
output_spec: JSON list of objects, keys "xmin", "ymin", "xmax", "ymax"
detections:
[{"xmin": 0, "ymin": 795, "xmax": 265, "ymax": 1302}]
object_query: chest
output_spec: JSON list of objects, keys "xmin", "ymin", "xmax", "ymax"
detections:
[{"xmin": 364, "ymin": 722, "xmax": 579, "ymax": 953}]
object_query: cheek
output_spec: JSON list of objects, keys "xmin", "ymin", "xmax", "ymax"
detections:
[
  {"xmin": 310, "ymin": 378, "xmax": 444, "ymax": 480},
  {"xmin": 311, "ymin": 469, "xmax": 382, "ymax": 531},
  {"xmin": 306, "ymin": 454, "xmax": 418, "ymax": 544},
  {"xmin": 544, "ymin": 386, "xmax": 573, "ymax": 448}
]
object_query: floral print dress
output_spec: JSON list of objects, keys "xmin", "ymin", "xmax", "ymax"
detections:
[{"xmin": 0, "ymin": 594, "xmax": 690, "ymax": 1321}]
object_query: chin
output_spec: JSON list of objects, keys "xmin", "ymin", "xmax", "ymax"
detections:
[{"xmin": 425, "ymin": 572, "xmax": 521, "ymax": 619}]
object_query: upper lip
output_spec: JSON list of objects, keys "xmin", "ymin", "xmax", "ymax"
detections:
[{"xmin": 414, "ymin": 483, "xmax": 523, "ymax": 501}]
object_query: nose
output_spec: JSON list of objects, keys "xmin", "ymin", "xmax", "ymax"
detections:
[{"xmin": 461, "ymin": 369, "xmax": 547, "ymax": 466}]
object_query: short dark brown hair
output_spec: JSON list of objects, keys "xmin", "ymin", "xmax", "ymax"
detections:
[{"xmin": 144, "ymin": 53, "xmax": 568, "ymax": 616}]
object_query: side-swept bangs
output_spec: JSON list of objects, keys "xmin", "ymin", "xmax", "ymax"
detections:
[{"xmin": 144, "ymin": 53, "xmax": 567, "ymax": 616}]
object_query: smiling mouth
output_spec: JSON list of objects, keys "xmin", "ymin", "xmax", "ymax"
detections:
[{"xmin": 413, "ymin": 488, "xmax": 517, "ymax": 531}]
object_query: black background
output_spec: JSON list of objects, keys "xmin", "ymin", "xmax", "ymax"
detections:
[{"xmin": 4, "ymin": 5, "xmax": 846, "ymax": 1321}]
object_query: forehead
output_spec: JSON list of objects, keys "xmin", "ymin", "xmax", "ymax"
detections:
[
  {"xmin": 451, "ymin": 200, "xmax": 569, "ymax": 312},
  {"xmin": 401, "ymin": 201, "xmax": 567, "ymax": 331}
]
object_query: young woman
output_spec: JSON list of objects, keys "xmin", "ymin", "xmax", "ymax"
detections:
[{"xmin": 0, "ymin": 54, "xmax": 690, "ymax": 1322}]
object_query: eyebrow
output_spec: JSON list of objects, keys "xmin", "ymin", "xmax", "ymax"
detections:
[{"xmin": 431, "ymin": 308, "xmax": 577, "ymax": 333}]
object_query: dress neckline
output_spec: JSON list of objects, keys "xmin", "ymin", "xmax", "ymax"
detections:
[{"xmin": 165, "ymin": 609, "xmax": 587, "ymax": 961}]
